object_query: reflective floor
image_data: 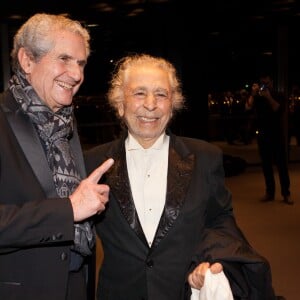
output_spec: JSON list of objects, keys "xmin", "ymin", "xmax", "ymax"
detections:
[{"xmin": 218, "ymin": 139, "xmax": 300, "ymax": 300}]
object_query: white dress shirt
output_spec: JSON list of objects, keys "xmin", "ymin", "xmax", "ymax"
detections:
[{"xmin": 125, "ymin": 132, "xmax": 169, "ymax": 247}]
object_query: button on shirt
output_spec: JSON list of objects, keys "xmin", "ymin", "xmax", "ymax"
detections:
[{"xmin": 126, "ymin": 132, "xmax": 169, "ymax": 247}]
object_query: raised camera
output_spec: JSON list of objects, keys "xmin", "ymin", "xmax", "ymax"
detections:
[{"xmin": 260, "ymin": 84, "xmax": 267, "ymax": 91}]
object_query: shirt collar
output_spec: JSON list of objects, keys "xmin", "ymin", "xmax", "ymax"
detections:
[{"xmin": 126, "ymin": 131, "xmax": 168, "ymax": 151}]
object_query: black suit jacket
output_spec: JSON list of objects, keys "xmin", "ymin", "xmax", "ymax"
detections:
[
  {"xmin": 0, "ymin": 90, "xmax": 88, "ymax": 300},
  {"xmin": 85, "ymin": 132, "xmax": 276, "ymax": 300}
]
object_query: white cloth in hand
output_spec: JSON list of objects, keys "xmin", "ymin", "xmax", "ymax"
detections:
[{"xmin": 190, "ymin": 269, "xmax": 234, "ymax": 300}]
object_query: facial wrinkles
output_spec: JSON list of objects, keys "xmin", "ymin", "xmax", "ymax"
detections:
[
  {"xmin": 121, "ymin": 66, "xmax": 173, "ymax": 148},
  {"xmin": 50, "ymin": 33, "xmax": 86, "ymax": 110}
]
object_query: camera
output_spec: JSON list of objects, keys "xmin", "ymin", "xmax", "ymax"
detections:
[{"xmin": 260, "ymin": 84, "xmax": 267, "ymax": 91}]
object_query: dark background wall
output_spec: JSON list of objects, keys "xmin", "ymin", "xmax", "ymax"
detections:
[{"xmin": 1, "ymin": 0, "xmax": 300, "ymax": 142}]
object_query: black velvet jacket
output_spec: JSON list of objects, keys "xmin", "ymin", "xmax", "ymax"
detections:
[
  {"xmin": 85, "ymin": 131, "xmax": 276, "ymax": 300},
  {"xmin": 0, "ymin": 90, "xmax": 88, "ymax": 300}
]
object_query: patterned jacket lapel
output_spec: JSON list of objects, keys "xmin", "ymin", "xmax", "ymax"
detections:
[
  {"xmin": 151, "ymin": 137, "xmax": 194, "ymax": 250},
  {"xmin": 105, "ymin": 133, "xmax": 195, "ymax": 249},
  {"xmin": 105, "ymin": 137, "xmax": 148, "ymax": 246}
]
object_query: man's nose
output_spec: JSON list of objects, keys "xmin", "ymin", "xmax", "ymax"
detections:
[
  {"xmin": 68, "ymin": 63, "xmax": 83, "ymax": 82},
  {"xmin": 143, "ymin": 93, "xmax": 157, "ymax": 110}
]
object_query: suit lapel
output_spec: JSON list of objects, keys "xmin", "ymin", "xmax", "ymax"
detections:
[
  {"xmin": 1, "ymin": 92, "xmax": 57, "ymax": 197},
  {"xmin": 7, "ymin": 109, "xmax": 58, "ymax": 198},
  {"xmin": 105, "ymin": 134, "xmax": 195, "ymax": 249},
  {"xmin": 151, "ymin": 138, "xmax": 195, "ymax": 249},
  {"xmin": 106, "ymin": 139, "xmax": 148, "ymax": 246}
]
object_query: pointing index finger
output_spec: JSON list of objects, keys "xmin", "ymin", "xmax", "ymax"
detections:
[{"xmin": 87, "ymin": 158, "xmax": 114, "ymax": 183}]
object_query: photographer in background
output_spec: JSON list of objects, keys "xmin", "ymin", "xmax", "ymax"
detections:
[{"xmin": 246, "ymin": 74, "xmax": 293, "ymax": 205}]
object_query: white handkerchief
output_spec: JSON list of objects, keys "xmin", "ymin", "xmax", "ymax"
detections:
[{"xmin": 190, "ymin": 269, "xmax": 234, "ymax": 300}]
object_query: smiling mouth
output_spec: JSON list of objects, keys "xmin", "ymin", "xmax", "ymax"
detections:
[
  {"xmin": 138, "ymin": 116, "xmax": 159, "ymax": 122},
  {"xmin": 55, "ymin": 80, "xmax": 73, "ymax": 90}
]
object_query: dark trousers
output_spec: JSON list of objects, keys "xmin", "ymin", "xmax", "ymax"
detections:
[
  {"xmin": 257, "ymin": 133, "xmax": 290, "ymax": 197},
  {"xmin": 67, "ymin": 269, "xmax": 88, "ymax": 300}
]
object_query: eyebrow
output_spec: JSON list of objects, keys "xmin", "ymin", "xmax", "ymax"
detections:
[
  {"xmin": 77, "ymin": 59, "xmax": 87, "ymax": 66},
  {"xmin": 59, "ymin": 53, "xmax": 87, "ymax": 66}
]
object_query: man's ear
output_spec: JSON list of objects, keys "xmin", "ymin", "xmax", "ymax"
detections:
[
  {"xmin": 117, "ymin": 102, "xmax": 124, "ymax": 117},
  {"xmin": 18, "ymin": 48, "xmax": 33, "ymax": 74}
]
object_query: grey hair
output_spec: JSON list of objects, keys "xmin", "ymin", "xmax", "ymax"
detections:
[
  {"xmin": 107, "ymin": 53, "xmax": 185, "ymax": 117},
  {"xmin": 10, "ymin": 13, "xmax": 91, "ymax": 73}
]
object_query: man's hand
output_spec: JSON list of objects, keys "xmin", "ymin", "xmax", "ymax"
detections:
[
  {"xmin": 188, "ymin": 262, "xmax": 223, "ymax": 290},
  {"xmin": 69, "ymin": 158, "xmax": 114, "ymax": 222}
]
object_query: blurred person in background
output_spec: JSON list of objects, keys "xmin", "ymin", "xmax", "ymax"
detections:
[{"xmin": 246, "ymin": 73, "xmax": 293, "ymax": 205}]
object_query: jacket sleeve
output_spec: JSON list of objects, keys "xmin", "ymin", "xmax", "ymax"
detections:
[
  {"xmin": 193, "ymin": 217, "xmax": 276, "ymax": 300},
  {"xmin": 189, "ymin": 146, "xmax": 276, "ymax": 300}
]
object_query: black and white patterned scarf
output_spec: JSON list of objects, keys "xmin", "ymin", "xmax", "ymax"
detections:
[
  {"xmin": 9, "ymin": 71, "xmax": 95, "ymax": 270},
  {"xmin": 9, "ymin": 71, "xmax": 81, "ymax": 196}
]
